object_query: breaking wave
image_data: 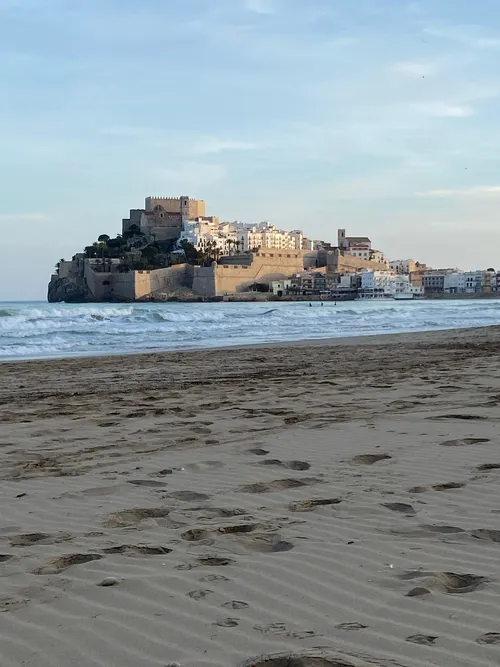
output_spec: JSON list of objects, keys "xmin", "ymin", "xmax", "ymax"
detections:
[{"xmin": 2, "ymin": 299, "xmax": 500, "ymax": 359}]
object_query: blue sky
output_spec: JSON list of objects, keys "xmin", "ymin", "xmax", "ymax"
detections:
[{"xmin": 1, "ymin": 0, "xmax": 500, "ymax": 299}]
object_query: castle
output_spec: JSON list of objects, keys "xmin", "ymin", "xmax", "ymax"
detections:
[
  {"xmin": 122, "ymin": 196, "xmax": 208, "ymax": 242},
  {"xmin": 48, "ymin": 195, "xmax": 391, "ymax": 302}
]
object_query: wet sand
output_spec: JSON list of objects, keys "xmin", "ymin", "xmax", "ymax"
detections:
[{"xmin": 2, "ymin": 326, "xmax": 500, "ymax": 667}]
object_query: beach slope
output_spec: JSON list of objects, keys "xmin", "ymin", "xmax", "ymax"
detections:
[{"xmin": 1, "ymin": 327, "xmax": 500, "ymax": 667}]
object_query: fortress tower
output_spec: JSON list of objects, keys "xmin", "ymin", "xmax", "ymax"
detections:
[{"xmin": 145, "ymin": 196, "xmax": 206, "ymax": 219}]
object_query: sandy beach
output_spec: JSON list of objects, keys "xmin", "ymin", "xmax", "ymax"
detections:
[{"xmin": 2, "ymin": 326, "xmax": 500, "ymax": 667}]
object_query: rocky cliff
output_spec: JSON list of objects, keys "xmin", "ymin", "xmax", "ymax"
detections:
[{"xmin": 47, "ymin": 276, "xmax": 93, "ymax": 303}]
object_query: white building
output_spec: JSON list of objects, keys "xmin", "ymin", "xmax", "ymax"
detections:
[
  {"xmin": 390, "ymin": 259, "xmax": 418, "ymax": 274},
  {"xmin": 179, "ymin": 218, "xmax": 237, "ymax": 253},
  {"xmin": 358, "ymin": 271, "xmax": 421, "ymax": 299},
  {"xmin": 443, "ymin": 270, "xmax": 496, "ymax": 294},
  {"xmin": 443, "ymin": 272, "xmax": 466, "ymax": 294},
  {"xmin": 271, "ymin": 280, "xmax": 292, "ymax": 296},
  {"xmin": 178, "ymin": 217, "xmax": 313, "ymax": 255},
  {"xmin": 231, "ymin": 221, "xmax": 313, "ymax": 252}
]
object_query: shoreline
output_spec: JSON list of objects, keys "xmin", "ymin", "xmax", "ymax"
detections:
[{"xmin": 2, "ymin": 323, "xmax": 500, "ymax": 366}]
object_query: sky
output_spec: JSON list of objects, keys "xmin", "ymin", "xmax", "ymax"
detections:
[{"xmin": 1, "ymin": 0, "xmax": 500, "ymax": 300}]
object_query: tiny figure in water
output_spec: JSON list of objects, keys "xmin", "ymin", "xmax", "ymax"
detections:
[
  {"xmin": 321, "ymin": 302, "xmax": 324, "ymax": 307},
  {"xmin": 309, "ymin": 302, "xmax": 312, "ymax": 307}
]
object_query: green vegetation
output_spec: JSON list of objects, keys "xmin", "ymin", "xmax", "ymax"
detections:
[
  {"xmin": 79, "ymin": 226, "xmax": 230, "ymax": 271},
  {"xmin": 81, "ymin": 225, "xmax": 176, "ymax": 270}
]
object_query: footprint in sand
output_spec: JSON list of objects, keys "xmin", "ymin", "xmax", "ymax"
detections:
[
  {"xmin": 432, "ymin": 482, "xmax": 466, "ymax": 491},
  {"xmin": 102, "ymin": 545, "xmax": 172, "ymax": 555},
  {"xmin": 246, "ymin": 448, "xmax": 270, "ymax": 456},
  {"xmin": 33, "ymin": 553, "xmax": 103, "ymax": 575},
  {"xmin": 406, "ymin": 587, "xmax": 431, "ymax": 597},
  {"xmin": 253, "ymin": 624, "xmax": 320, "ymax": 639},
  {"xmin": 430, "ymin": 414, "xmax": 487, "ymax": 421},
  {"xmin": 335, "ymin": 622, "xmax": 367, "ymax": 631},
  {"xmin": 127, "ymin": 480, "xmax": 167, "ymax": 488},
  {"xmin": 182, "ymin": 523, "xmax": 259, "ymax": 542},
  {"xmin": 258, "ymin": 459, "xmax": 311, "ymax": 471},
  {"xmin": 0, "ymin": 554, "xmax": 13, "ymax": 563},
  {"xmin": 199, "ymin": 574, "xmax": 230, "ymax": 583},
  {"xmin": 9, "ymin": 532, "xmax": 71, "ymax": 547},
  {"xmin": 187, "ymin": 589, "xmax": 213, "ymax": 600},
  {"xmin": 476, "ymin": 633, "xmax": 500, "ymax": 645},
  {"xmin": 390, "ymin": 525, "xmax": 464, "ymax": 538},
  {"xmin": 103, "ymin": 508, "xmax": 170, "ymax": 528},
  {"xmin": 182, "ymin": 528, "xmax": 212, "ymax": 542},
  {"xmin": 239, "ymin": 478, "xmax": 320, "ymax": 493},
  {"xmin": 399, "ymin": 570, "xmax": 488, "ymax": 594},
  {"xmin": 170, "ymin": 491, "xmax": 211, "ymax": 502},
  {"xmin": 289, "ymin": 498, "xmax": 342, "ymax": 512},
  {"xmin": 440, "ymin": 438, "xmax": 490, "ymax": 447},
  {"xmin": 182, "ymin": 524, "xmax": 293, "ymax": 553},
  {"xmin": 406, "ymin": 634, "xmax": 438, "ymax": 646},
  {"xmin": 214, "ymin": 618, "xmax": 239, "ymax": 627},
  {"xmin": 470, "ymin": 529, "xmax": 500, "ymax": 543},
  {"xmin": 192, "ymin": 507, "xmax": 248, "ymax": 520},
  {"xmin": 476, "ymin": 463, "xmax": 500, "ymax": 472},
  {"xmin": 350, "ymin": 454, "xmax": 392, "ymax": 465},
  {"xmin": 199, "ymin": 556, "xmax": 235, "ymax": 567},
  {"xmin": 222, "ymin": 600, "xmax": 249, "ymax": 610},
  {"xmin": 234, "ymin": 535, "xmax": 294, "ymax": 554},
  {"xmin": 241, "ymin": 651, "xmax": 390, "ymax": 667},
  {"xmin": 381, "ymin": 503, "xmax": 416, "ymax": 516}
]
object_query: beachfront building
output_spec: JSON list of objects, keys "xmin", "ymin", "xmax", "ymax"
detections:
[
  {"xmin": 442, "ymin": 270, "xmax": 497, "ymax": 294},
  {"xmin": 271, "ymin": 280, "xmax": 292, "ymax": 296},
  {"xmin": 358, "ymin": 270, "xmax": 420, "ymax": 299},
  {"xmin": 289, "ymin": 271, "xmax": 328, "ymax": 295},
  {"xmin": 443, "ymin": 272, "xmax": 466, "ymax": 294},
  {"xmin": 422, "ymin": 268, "xmax": 461, "ymax": 294}
]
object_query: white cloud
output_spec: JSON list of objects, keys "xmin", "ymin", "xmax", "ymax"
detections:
[
  {"xmin": 420, "ymin": 186, "xmax": 500, "ymax": 198},
  {"xmin": 391, "ymin": 60, "xmax": 440, "ymax": 78},
  {"xmin": 99, "ymin": 127, "xmax": 262, "ymax": 155},
  {"xmin": 245, "ymin": 0, "xmax": 276, "ymax": 14},
  {"xmin": 413, "ymin": 102, "xmax": 474, "ymax": 118},
  {"xmin": 193, "ymin": 137, "xmax": 261, "ymax": 155},
  {"xmin": 424, "ymin": 25, "xmax": 500, "ymax": 49}
]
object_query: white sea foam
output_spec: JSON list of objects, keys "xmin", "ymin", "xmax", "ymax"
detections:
[{"xmin": 1, "ymin": 299, "xmax": 500, "ymax": 359}]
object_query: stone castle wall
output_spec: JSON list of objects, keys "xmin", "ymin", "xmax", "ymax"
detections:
[
  {"xmin": 214, "ymin": 251, "xmax": 305, "ymax": 296},
  {"xmin": 52, "ymin": 252, "xmax": 308, "ymax": 301},
  {"xmin": 327, "ymin": 249, "xmax": 388, "ymax": 273}
]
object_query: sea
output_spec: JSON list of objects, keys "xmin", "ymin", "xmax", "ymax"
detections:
[{"xmin": 1, "ymin": 299, "xmax": 499, "ymax": 361}]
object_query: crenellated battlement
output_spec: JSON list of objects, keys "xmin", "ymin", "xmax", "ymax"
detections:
[{"xmin": 146, "ymin": 196, "xmax": 205, "ymax": 202}]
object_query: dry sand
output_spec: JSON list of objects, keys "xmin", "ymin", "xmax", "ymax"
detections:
[{"xmin": 2, "ymin": 327, "xmax": 500, "ymax": 667}]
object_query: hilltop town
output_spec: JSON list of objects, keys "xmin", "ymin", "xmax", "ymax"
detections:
[{"xmin": 49, "ymin": 195, "xmax": 499, "ymax": 302}]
